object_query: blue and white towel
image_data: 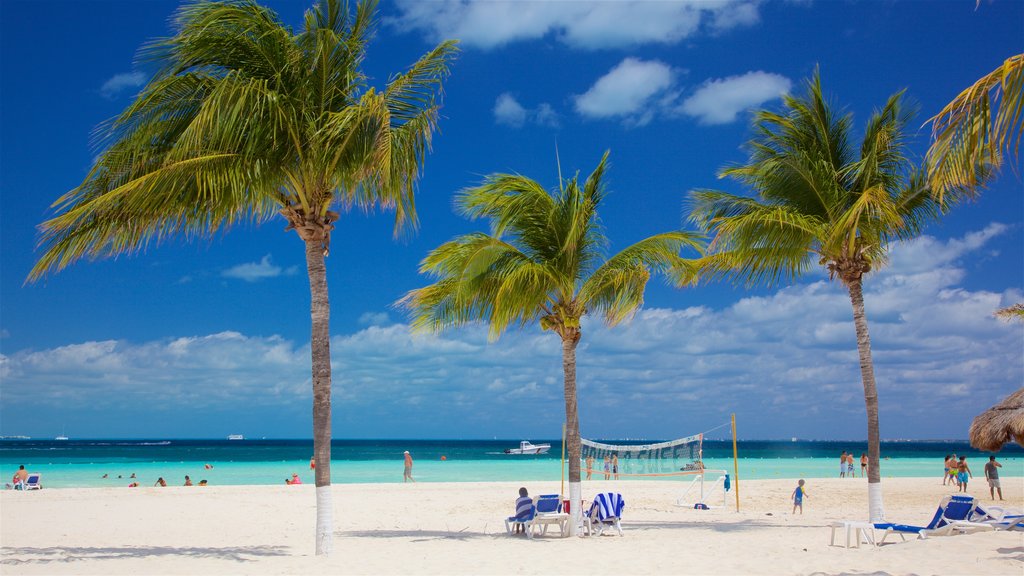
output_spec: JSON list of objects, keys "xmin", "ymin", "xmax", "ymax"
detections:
[
  {"xmin": 592, "ymin": 492, "xmax": 625, "ymax": 521},
  {"xmin": 513, "ymin": 496, "xmax": 534, "ymax": 520}
]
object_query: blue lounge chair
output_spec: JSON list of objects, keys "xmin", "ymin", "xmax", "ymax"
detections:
[
  {"xmin": 873, "ymin": 495, "xmax": 994, "ymax": 543},
  {"xmin": 532, "ymin": 494, "xmax": 569, "ymax": 537},
  {"xmin": 23, "ymin": 473, "xmax": 41, "ymax": 491},
  {"xmin": 584, "ymin": 492, "xmax": 625, "ymax": 536},
  {"xmin": 504, "ymin": 503, "xmax": 536, "ymax": 538}
]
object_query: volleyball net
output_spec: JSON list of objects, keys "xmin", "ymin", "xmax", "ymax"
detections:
[{"xmin": 580, "ymin": 433, "xmax": 704, "ymax": 478}]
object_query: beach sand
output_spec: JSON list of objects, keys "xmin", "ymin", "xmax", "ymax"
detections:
[{"xmin": 2, "ymin": 477, "xmax": 1022, "ymax": 575}]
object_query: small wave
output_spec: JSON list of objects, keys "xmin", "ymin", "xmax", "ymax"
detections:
[{"xmin": 112, "ymin": 441, "xmax": 172, "ymax": 446}]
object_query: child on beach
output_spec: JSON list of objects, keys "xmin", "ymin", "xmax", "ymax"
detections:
[
  {"xmin": 511, "ymin": 487, "xmax": 532, "ymax": 534},
  {"xmin": 791, "ymin": 479, "xmax": 807, "ymax": 514}
]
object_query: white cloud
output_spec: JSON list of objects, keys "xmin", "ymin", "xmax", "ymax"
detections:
[
  {"xmin": 99, "ymin": 71, "xmax": 146, "ymax": 99},
  {"xmin": 494, "ymin": 93, "xmax": 559, "ymax": 128},
  {"xmin": 678, "ymin": 71, "xmax": 792, "ymax": 125},
  {"xmin": 576, "ymin": 62, "xmax": 789, "ymax": 127},
  {"xmin": 494, "ymin": 93, "xmax": 528, "ymax": 127},
  {"xmin": 390, "ymin": 0, "xmax": 763, "ymax": 50},
  {"xmin": 574, "ymin": 58, "xmax": 674, "ymax": 125},
  {"xmin": 358, "ymin": 312, "xmax": 392, "ymax": 326},
  {"xmin": 221, "ymin": 254, "xmax": 296, "ymax": 282},
  {"xmin": 2, "ymin": 226, "xmax": 1019, "ymax": 439}
]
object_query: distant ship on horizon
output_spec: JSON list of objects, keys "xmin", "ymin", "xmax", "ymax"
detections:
[{"xmin": 227, "ymin": 434, "xmax": 244, "ymax": 441}]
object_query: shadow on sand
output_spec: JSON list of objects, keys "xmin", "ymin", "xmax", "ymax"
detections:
[{"xmin": 0, "ymin": 545, "xmax": 289, "ymax": 565}]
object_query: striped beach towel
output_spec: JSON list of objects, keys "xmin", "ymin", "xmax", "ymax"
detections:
[{"xmin": 592, "ymin": 492, "xmax": 625, "ymax": 521}]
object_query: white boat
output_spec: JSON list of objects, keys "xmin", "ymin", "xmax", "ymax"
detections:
[
  {"xmin": 227, "ymin": 434, "xmax": 244, "ymax": 441},
  {"xmin": 504, "ymin": 441, "xmax": 550, "ymax": 455},
  {"xmin": 54, "ymin": 435, "xmax": 69, "ymax": 441}
]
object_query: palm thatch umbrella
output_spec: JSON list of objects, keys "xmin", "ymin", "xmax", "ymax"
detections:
[{"xmin": 969, "ymin": 388, "xmax": 1024, "ymax": 452}]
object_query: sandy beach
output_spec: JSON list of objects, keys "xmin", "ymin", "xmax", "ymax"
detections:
[{"xmin": 2, "ymin": 476, "xmax": 1022, "ymax": 575}]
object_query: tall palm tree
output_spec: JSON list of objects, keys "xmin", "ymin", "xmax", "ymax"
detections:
[
  {"xmin": 402, "ymin": 152, "xmax": 702, "ymax": 534},
  {"xmin": 27, "ymin": 0, "xmax": 456, "ymax": 555},
  {"xmin": 689, "ymin": 73, "xmax": 940, "ymax": 522},
  {"xmin": 926, "ymin": 53, "xmax": 1022, "ymax": 203}
]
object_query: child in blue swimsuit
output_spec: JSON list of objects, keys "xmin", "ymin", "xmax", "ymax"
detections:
[{"xmin": 791, "ymin": 479, "xmax": 807, "ymax": 514}]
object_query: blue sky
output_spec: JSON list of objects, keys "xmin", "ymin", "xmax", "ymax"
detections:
[{"xmin": 1, "ymin": 0, "xmax": 1021, "ymax": 441}]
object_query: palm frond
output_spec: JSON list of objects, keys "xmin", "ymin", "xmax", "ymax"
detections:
[
  {"xmin": 926, "ymin": 53, "xmax": 1024, "ymax": 203},
  {"xmin": 579, "ymin": 231, "xmax": 704, "ymax": 325}
]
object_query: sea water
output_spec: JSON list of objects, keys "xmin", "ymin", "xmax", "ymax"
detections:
[{"xmin": 1, "ymin": 439, "xmax": 1020, "ymax": 489}]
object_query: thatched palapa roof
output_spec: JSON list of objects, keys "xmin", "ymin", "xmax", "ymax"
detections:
[{"xmin": 969, "ymin": 387, "xmax": 1024, "ymax": 452}]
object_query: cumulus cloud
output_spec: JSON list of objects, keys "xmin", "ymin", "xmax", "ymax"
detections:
[
  {"xmin": 99, "ymin": 71, "xmax": 146, "ymax": 99},
  {"xmin": 494, "ymin": 93, "xmax": 559, "ymax": 128},
  {"xmin": 2, "ymin": 226, "xmax": 1020, "ymax": 440},
  {"xmin": 576, "ymin": 61, "xmax": 790, "ymax": 126},
  {"xmin": 221, "ymin": 255, "xmax": 296, "ymax": 282},
  {"xmin": 494, "ymin": 93, "xmax": 528, "ymax": 127},
  {"xmin": 677, "ymin": 71, "xmax": 792, "ymax": 124},
  {"xmin": 390, "ymin": 0, "xmax": 763, "ymax": 50},
  {"xmin": 358, "ymin": 312, "xmax": 392, "ymax": 326},
  {"xmin": 574, "ymin": 58, "xmax": 675, "ymax": 125}
]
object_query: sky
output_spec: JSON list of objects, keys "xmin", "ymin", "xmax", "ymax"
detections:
[{"xmin": 0, "ymin": 0, "xmax": 1021, "ymax": 441}]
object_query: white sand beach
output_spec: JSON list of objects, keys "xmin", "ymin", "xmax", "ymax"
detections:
[{"xmin": 2, "ymin": 477, "xmax": 1022, "ymax": 575}]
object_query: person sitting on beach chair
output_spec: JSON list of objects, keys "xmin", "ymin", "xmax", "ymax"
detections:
[{"xmin": 510, "ymin": 487, "xmax": 532, "ymax": 534}]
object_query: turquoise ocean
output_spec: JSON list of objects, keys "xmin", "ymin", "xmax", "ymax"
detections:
[{"xmin": 2, "ymin": 439, "xmax": 1021, "ymax": 489}]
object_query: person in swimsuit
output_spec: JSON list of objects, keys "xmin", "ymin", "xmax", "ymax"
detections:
[
  {"xmin": 846, "ymin": 454, "xmax": 855, "ymax": 477},
  {"xmin": 860, "ymin": 453, "xmax": 868, "ymax": 477},
  {"xmin": 839, "ymin": 452, "xmax": 847, "ymax": 478},
  {"xmin": 791, "ymin": 479, "xmax": 807, "ymax": 514},
  {"xmin": 184, "ymin": 475, "xmax": 193, "ymax": 486},
  {"xmin": 403, "ymin": 451, "xmax": 414, "ymax": 483},
  {"xmin": 585, "ymin": 455, "xmax": 594, "ymax": 480},
  {"xmin": 154, "ymin": 477, "xmax": 166, "ymax": 487},
  {"xmin": 956, "ymin": 456, "xmax": 972, "ymax": 493},
  {"xmin": 612, "ymin": 453, "xmax": 619, "ymax": 480},
  {"xmin": 942, "ymin": 454, "xmax": 952, "ymax": 485},
  {"xmin": 603, "ymin": 456, "xmax": 611, "ymax": 480}
]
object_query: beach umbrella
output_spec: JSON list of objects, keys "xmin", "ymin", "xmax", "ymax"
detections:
[{"xmin": 969, "ymin": 388, "xmax": 1024, "ymax": 452}]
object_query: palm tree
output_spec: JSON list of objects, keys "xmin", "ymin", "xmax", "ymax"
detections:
[
  {"xmin": 925, "ymin": 53, "xmax": 1022, "ymax": 203},
  {"xmin": 689, "ymin": 73, "xmax": 940, "ymax": 522},
  {"xmin": 27, "ymin": 0, "xmax": 456, "ymax": 555},
  {"xmin": 401, "ymin": 152, "xmax": 702, "ymax": 534}
]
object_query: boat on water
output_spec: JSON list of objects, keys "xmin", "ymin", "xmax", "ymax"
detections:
[
  {"xmin": 504, "ymin": 441, "xmax": 550, "ymax": 455},
  {"xmin": 227, "ymin": 434, "xmax": 244, "ymax": 441},
  {"xmin": 54, "ymin": 435, "xmax": 69, "ymax": 441}
]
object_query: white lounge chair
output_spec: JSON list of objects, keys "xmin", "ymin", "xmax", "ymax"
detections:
[
  {"xmin": 532, "ymin": 494, "xmax": 569, "ymax": 537},
  {"xmin": 584, "ymin": 492, "xmax": 624, "ymax": 536},
  {"xmin": 504, "ymin": 503, "xmax": 536, "ymax": 539},
  {"xmin": 23, "ymin": 473, "xmax": 41, "ymax": 490},
  {"xmin": 863, "ymin": 495, "xmax": 994, "ymax": 545}
]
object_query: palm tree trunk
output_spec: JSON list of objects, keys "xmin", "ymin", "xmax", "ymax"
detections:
[
  {"xmin": 305, "ymin": 237, "xmax": 334, "ymax": 555},
  {"xmin": 847, "ymin": 278, "xmax": 885, "ymax": 523},
  {"xmin": 561, "ymin": 332, "xmax": 582, "ymax": 536}
]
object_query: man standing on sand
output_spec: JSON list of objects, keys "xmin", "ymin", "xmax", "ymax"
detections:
[
  {"xmin": 403, "ymin": 451, "xmax": 414, "ymax": 483},
  {"xmin": 984, "ymin": 456, "xmax": 1003, "ymax": 500}
]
